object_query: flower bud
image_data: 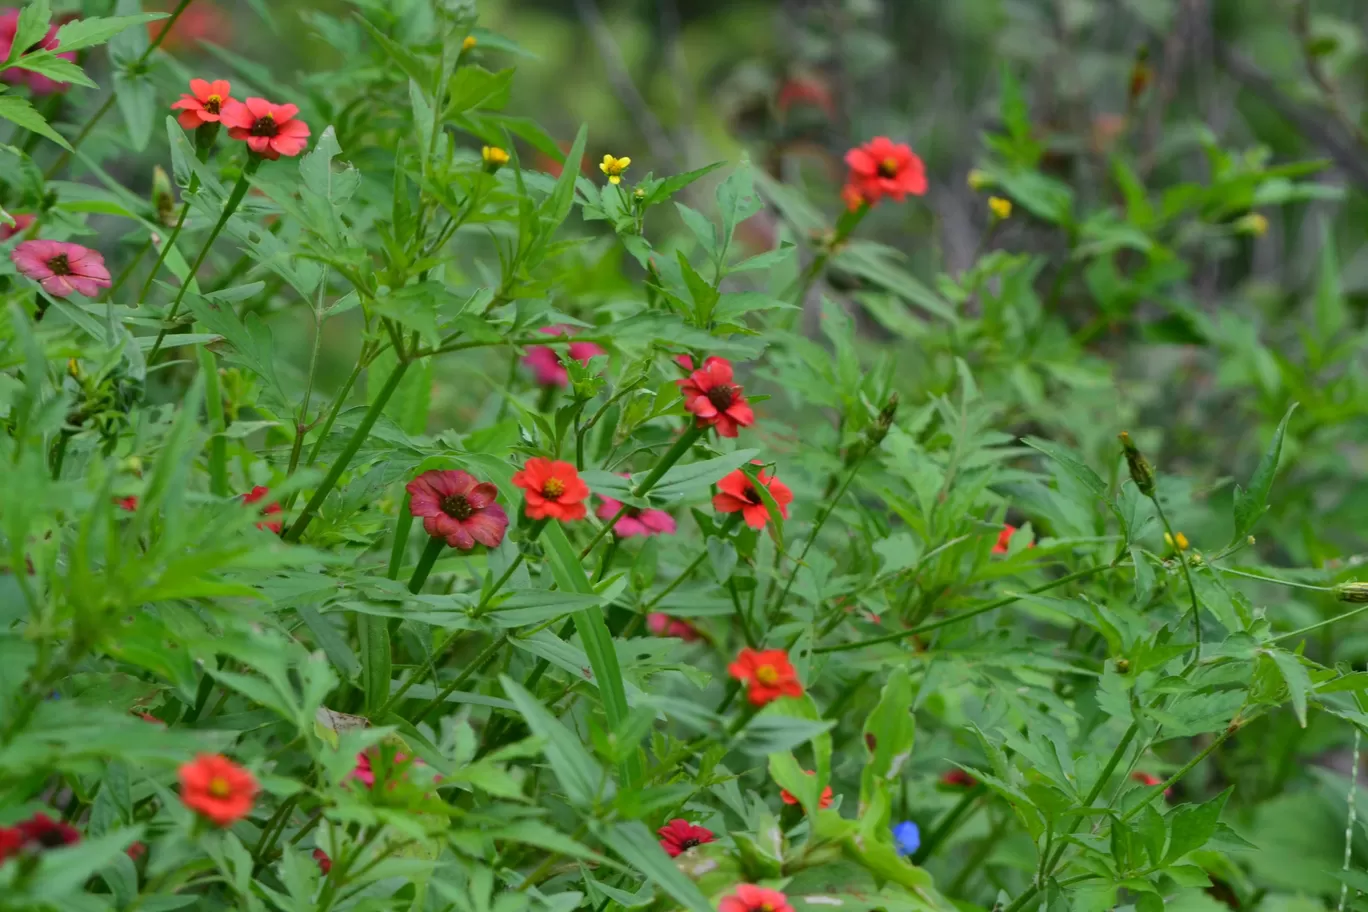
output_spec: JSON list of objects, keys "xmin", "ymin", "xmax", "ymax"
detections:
[
  {"xmin": 1164, "ymin": 531, "xmax": 1189, "ymax": 551},
  {"xmin": 966, "ymin": 169, "xmax": 992, "ymax": 191},
  {"xmin": 462, "ymin": 35, "xmax": 477, "ymax": 51},
  {"xmin": 1235, "ymin": 213, "xmax": 1268, "ymax": 237},
  {"xmin": 988, "ymin": 196, "xmax": 1012, "ymax": 220},
  {"xmin": 481, "ymin": 145, "xmax": 509, "ymax": 173},
  {"xmin": 1118, "ymin": 431, "xmax": 1156, "ymax": 497},
  {"xmin": 1336, "ymin": 582, "xmax": 1368, "ymax": 603},
  {"xmin": 152, "ymin": 165, "xmax": 176, "ymax": 227}
]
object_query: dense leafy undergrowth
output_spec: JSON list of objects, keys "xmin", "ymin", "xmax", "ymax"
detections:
[{"xmin": 3, "ymin": 1, "xmax": 1368, "ymax": 911}]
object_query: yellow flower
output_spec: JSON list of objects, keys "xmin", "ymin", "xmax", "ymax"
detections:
[
  {"xmin": 1164, "ymin": 531, "xmax": 1190, "ymax": 551},
  {"xmin": 1236, "ymin": 212, "xmax": 1268, "ymax": 237},
  {"xmin": 462, "ymin": 35, "xmax": 477, "ymax": 51},
  {"xmin": 481, "ymin": 145, "xmax": 509, "ymax": 172},
  {"xmin": 966, "ymin": 169, "xmax": 992, "ymax": 191},
  {"xmin": 989, "ymin": 196, "xmax": 1013, "ymax": 220},
  {"xmin": 600, "ymin": 153, "xmax": 631, "ymax": 184}
]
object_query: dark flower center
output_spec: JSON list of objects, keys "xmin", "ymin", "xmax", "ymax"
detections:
[
  {"xmin": 741, "ymin": 484, "xmax": 763, "ymax": 506},
  {"xmin": 706, "ymin": 384, "xmax": 737, "ymax": 411},
  {"xmin": 680, "ymin": 837, "xmax": 700, "ymax": 850},
  {"xmin": 205, "ymin": 94, "xmax": 222, "ymax": 113},
  {"xmin": 878, "ymin": 157, "xmax": 901, "ymax": 178},
  {"xmin": 542, "ymin": 478, "xmax": 565, "ymax": 499},
  {"xmin": 47, "ymin": 253, "xmax": 71, "ymax": 276},
  {"xmin": 250, "ymin": 115, "xmax": 277, "ymax": 137},
  {"xmin": 441, "ymin": 494, "xmax": 474, "ymax": 520},
  {"xmin": 36, "ymin": 829, "xmax": 68, "ymax": 848}
]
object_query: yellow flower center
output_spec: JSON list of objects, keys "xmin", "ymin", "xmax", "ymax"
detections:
[
  {"xmin": 208, "ymin": 777, "xmax": 231, "ymax": 798},
  {"xmin": 205, "ymin": 94, "xmax": 222, "ymax": 113},
  {"xmin": 542, "ymin": 478, "xmax": 566, "ymax": 499},
  {"xmin": 755, "ymin": 664, "xmax": 780, "ymax": 685},
  {"xmin": 878, "ymin": 157, "xmax": 900, "ymax": 177}
]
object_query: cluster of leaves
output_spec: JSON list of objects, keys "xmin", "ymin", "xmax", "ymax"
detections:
[{"xmin": 3, "ymin": 1, "xmax": 1368, "ymax": 911}]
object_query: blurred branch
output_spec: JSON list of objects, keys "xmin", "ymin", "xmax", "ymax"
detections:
[
  {"xmin": 1214, "ymin": 41, "xmax": 1368, "ymax": 190},
  {"xmin": 1292, "ymin": 0, "xmax": 1368, "ymax": 150},
  {"xmin": 1141, "ymin": 0, "xmax": 1208, "ymax": 175},
  {"xmin": 573, "ymin": 0, "xmax": 677, "ymax": 169}
]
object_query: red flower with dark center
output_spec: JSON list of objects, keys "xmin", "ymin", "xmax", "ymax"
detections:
[
  {"xmin": 779, "ymin": 770, "xmax": 834, "ymax": 809},
  {"xmin": 171, "ymin": 78, "xmax": 234, "ymax": 130},
  {"xmin": 512, "ymin": 458, "xmax": 591, "ymax": 522},
  {"xmin": 991, "ymin": 523, "xmax": 1035, "ymax": 555},
  {"xmin": 1132, "ymin": 771, "xmax": 1173, "ymax": 799},
  {"xmin": 179, "ymin": 754, "xmax": 258, "ymax": 826},
  {"xmin": 524, "ymin": 325, "xmax": 606, "ymax": 388},
  {"xmin": 844, "ymin": 137, "xmax": 927, "ymax": 205},
  {"xmin": 0, "ymin": 213, "xmax": 34, "ymax": 241},
  {"xmin": 407, "ymin": 469, "xmax": 509, "ymax": 550},
  {"xmin": 0, "ymin": 9, "xmax": 76, "ymax": 94},
  {"xmin": 713, "ymin": 466, "xmax": 793, "ymax": 530},
  {"xmin": 728, "ymin": 647, "xmax": 803, "ymax": 706},
  {"xmin": 657, "ymin": 818, "xmax": 715, "ymax": 857},
  {"xmin": 115, "ymin": 496, "xmax": 139, "ymax": 512},
  {"xmin": 313, "ymin": 848, "xmax": 332, "ymax": 873},
  {"xmin": 677, "ymin": 356, "xmax": 755, "ymax": 438},
  {"xmin": 719, "ymin": 885, "xmax": 795, "ymax": 912},
  {"xmin": 16, "ymin": 813, "xmax": 80, "ymax": 850},
  {"xmin": 126, "ymin": 841, "xmax": 146, "ymax": 860},
  {"xmin": 243, "ymin": 486, "xmax": 283, "ymax": 533},
  {"xmin": 940, "ymin": 769, "xmax": 978, "ymax": 789},
  {"xmin": 10, "ymin": 240, "xmax": 112, "ymax": 298},
  {"xmin": 647, "ymin": 612, "xmax": 701, "ymax": 642},
  {"xmin": 0, "ymin": 827, "xmax": 23, "ymax": 862},
  {"xmin": 220, "ymin": 97, "xmax": 310, "ymax": 160}
]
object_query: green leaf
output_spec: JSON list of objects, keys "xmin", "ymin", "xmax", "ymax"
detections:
[
  {"xmin": 645, "ymin": 161, "xmax": 724, "ymax": 206},
  {"xmin": 8, "ymin": 0, "xmax": 51, "ymax": 66},
  {"xmin": 1023, "ymin": 436, "xmax": 1126, "ymax": 529},
  {"xmin": 1163, "ymin": 786, "xmax": 1232, "ymax": 863},
  {"xmin": 358, "ymin": 616, "xmax": 391, "ymax": 714},
  {"xmin": 651, "ymin": 449, "xmax": 760, "ymax": 501},
  {"xmin": 599, "ymin": 821, "xmax": 713, "ymax": 912},
  {"xmin": 1230, "ymin": 403, "xmax": 1297, "ymax": 544},
  {"xmin": 500, "ymin": 675, "xmax": 608, "ymax": 807},
  {"xmin": 1314, "ymin": 224, "xmax": 1346, "ymax": 342},
  {"xmin": 541, "ymin": 123, "xmax": 587, "ymax": 234},
  {"xmin": 737, "ymin": 716, "xmax": 836, "ymax": 755},
  {"xmin": 9, "ymin": 51, "xmax": 95, "ymax": 88},
  {"xmin": 109, "ymin": 0, "xmax": 155, "ymax": 151},
  {"xmin": 715, "ymin": 161, "xmax": 761, "ymax": 263},
  {"xmin": 445, "ymin": 65, "xmax": 514, "ymax": 116},
  {"xmin": 354, "ymin": 13, "xmax": 430, "ymax": 89},
  {"xmin": 0, "ymin": 95, "xmax": 72, "ymax": 151},
  {"xmin": 675, "ymin": 203, "xmax": 719, "ymax": 260},
  {"xmin": 54, "ymin": 12, "xmax": 166, "ymax": 53},
  {"xmin": 29, "ymin": 827, "xmax": 144, "ymax": 902},
  {"xmin": 860, "ymin": 668, "xmax": 915, "ymax": 808},
  {"xmin": 1268, "ymin": 649, "xmax": 1310, "ymax": 727}
]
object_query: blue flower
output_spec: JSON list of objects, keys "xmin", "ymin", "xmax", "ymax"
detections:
[{"xmin": 893, "ymin": 820, "xmax": 920, "ymax": 857}]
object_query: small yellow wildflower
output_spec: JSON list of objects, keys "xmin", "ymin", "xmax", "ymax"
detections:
[
  {"xmin": 1235, "ymin": 212, "xmax": 1268, "ymax": 237},
  {"xmin": 600, "ymin": 153, "xmax": 631, "ymax": 185},
  {"xmin": 481, "ymin": 145, "xmax": 509, "ymax": 172},
  {"xmin": 989, "ymin": 196, "xmax": 1013, "ymax": 220},
  {"xmin": 966, "ymin": 169, "xmax": 992, "ymax": 191},
  {"xmin": 1164, "ymin": 531, "xmax": 1190, "ymax": 551},
  {"xmin": 462, "ymin": 35, "xmax": 477, "ymax": 51}
]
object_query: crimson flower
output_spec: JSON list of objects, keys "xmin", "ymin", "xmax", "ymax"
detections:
[
  {"xmin": 677, "ymin": 356, "xmax": 755, "ymax": 438},
  {"xmin": 844, "ymin": 137, "xmax": 927, "ymax": 205},
  {"xmin": 992, "ymin": 523, "xmax": 1035, "ymax": 555},
  {"xmin": 779, "ymin": 770, "xmax": 834, "ymax": 809},
  {"xmin": 0, "ymin": 9, "xmax": 76, "ymax": 94},
  {"xmin": 0, "ymin": 213, "xmax": 34, "ymax": 241},
  {"xmin": 407, "ymin": 469, "xmax": 508, "ymax": 550},
  {"xmin": 597, "ymin": 488, "xmax": 675, "ymax": 539},
  {"xmin": 115, "ymin": 496, "xmax": 139, "ymax": 512},
  {"xmin": 126, "ymin": 841, "xmax": 146, "ymax": 860},
  {"xmin": 728, "ymin": 647, "xmax": 803, "ymax": 707},
  {"xmin": 243, "ymin": 486, "xmax": 283, "ymax": 533},
  {"xmin": 776, "ymin": 75, "xmax": 835, "ymax": 118},
  {"xmin": 1132, "ymin": 771, "xmax": 1173, "ymax": 799},
  {"xmin": 524, "ymin": 325, "xmax": 606, "ymax": 388},
  {"xmin": 512, "ymin": 458, "xmax": 591, "ymax": 522},
  {"xmin": 313, "ymin": 848, "xmax": 332, "ymax": 873},
  {"xmin": 719, "ymin": 885, "xmax": 795, "ymax": 912},
  {"xmin": 10, "ymin": 240, "xmax": 111, "ymax": 298},
  {"xmin": 647, "ymin": 612, "xmax": 701, "ymax": 642},
  {"xmin": 220, "ymin": 97, "xmax": 310, "ymax": 160},
  {"xmin": 171, "ymin": 78, "xmax": 234, "ymax": 130},
  {"xmin": 713, "ymin": 466, "xmax": 793, "ymax": 530},
  {"xmin": 0, "ymin": 827, "xmax": 22, "ymax": 862},
  {"xmin": 16, "ymin": 813, "xmax": 80, "ymax": 850},
  {"xmin": 179, "ymin": 754, "xmax": 258, "ymax": 826},
  {"xmin": 657, "ymin": 819, "xmax": 715, "ymax": 857},
  {"xmin": 940, "ymin": 769, "xmax": 978, "ymax": 789},
  {"xmin": 841, "ymin": 183, "xmax": 867, "ymax": 212}
]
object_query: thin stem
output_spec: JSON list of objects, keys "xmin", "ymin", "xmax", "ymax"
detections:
[
  {"xmin": 306, "ymin": 355, "xmax": 368, "ymax": 467},
  {"xmin": 1275, "ymin": 603, "xmax": 1368, "ymax": 642},
  {"xmin": 409, "ymin": 635, "xmax": 507, "ymax": 726},
  {"xmin": 913, "ymin": 784, "xmax": 986, "ymax": 863},
  {"xmin": 137, "ymin": 181, "xmax": 197, "ymax": 306},
  {"xmin": 1151, "ymin": 495, "xmax": 1202, "ymax": 669},
  {"xmin": 1216, "ymin": 566, "xmax": 1335, "ymax": 592},
  {"xmin": 1117, "ymin": 723, "xmax": 1238, "ymax": 822}
]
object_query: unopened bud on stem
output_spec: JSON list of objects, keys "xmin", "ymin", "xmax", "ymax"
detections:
[
  {"xmin": 1336, "ymin": 582, "xmax": 1368, "ymax": 603},
  {"xmin": 1118, "ymin": 431, "xmax": 1156, "ymax": 496}
]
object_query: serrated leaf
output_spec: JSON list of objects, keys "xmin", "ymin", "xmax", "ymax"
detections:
[
  {"xmin": 599, "ymin": 822, "xmax": 713, "ymax": 912},
  {"xmin": 53, "ymin": 12, "xmax": 165, "ymax": 53},
  {"xmin": 0, "ymin": 95, "xmax": 72, "ymax": 150},
  {"xmin": 1163, "ymin": 787, "xmax": 1232, "ymax": 863},
  {"xmin": 501, "ymin": 675, "xmax": 608, "ymax": 807},
  {"xmin": 1230, "ymin": 403, "xmax": 1296, "ymax": 544}
]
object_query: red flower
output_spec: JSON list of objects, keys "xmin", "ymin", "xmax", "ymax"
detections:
[
  {"xmin": 841, "ymin": 183, "xmax": 867, "ymax": 212},
  {"xmin": 406, "ymin": 469, "xmax": 509, "ymax": 550},
  {"xmin": 126, "ymin": 841, "xmax": 146, "ymax": 860},
  {"xmin": 658, "ymin": 818, "xmax": 715, "ymax": 857},
  {"xmin": 179, "ymin": 754, "xmax": 258, "ymax": 826},
  {"xmin": 10, "ymin": 240, "xmax": 112, "ymax": 298},
  {"xmin": 1132, "ymin": 771, "xmax": 1173, "ymax": 799},
  {"xmin": 713, "ymin": 466, "xmax": 793, "ymax": 530},
  {"xmin": 0, "ymin": 9, "xmax": 76, "ymax": 95},
  {"xmin": 243, "ymin": 486, "xmax": 283, "ymax": 533},
  {"xmin": 728, "ymin": 647, "xmax": 803, "ymax": 706},
  {"xmin": 0, "ymin": 827, "xmax": 23, "ymax": 862},
  {"xmin": 677, "ymin": 356, "xmax": 755, "ymax": 438},
  {"xmin": 0, "ymin": 213, "xmax": 34, "ymax": 242},
  {"xmin": 171, "ymin": 78, "xmax": 234, "ymax": 130},
  {"xmin": 991, "ymin": 524, "xmax": 1035, "ymax": 555},
  {"xmin": 940, "ymin": 769, "xmax": 978, "ymax": 789},
  {"xmin": 776, "ymin": 74, "xmax": 835, "ymax": 118},
  {"xmin": 779, "ymin": 770, "xmax": 834, "ymax": 809},
  {"xmin": 647, "ymin": 612, "xmax": 701, "ymax": 642},
  {"xmin": 312, "ymin": 848, "xmax": 331, "ymax": 873},
  {"xmin": 597, "ymin": 487, "xmax": 675, "ymax": 539},
  {"xmin": 16, "ymin": 813, "xmax": 80, "ymax": 850},
  {"xmin": 512, "ymin": 458, "xmax": 591, "ymax": 522},
  {"xmin": 719, "ymin": 885, "xmax": 795, "ymax": 912},
  {"xmin": 524, "ymin": 325, "xmax": 606, "ymax": 388},
  {"xmin": 220, "ymin": 97, "xmax": 310, "ymax": 160},
  {"xmin": 115, "ymin": 496, "xmax": 139, "ymax": 512},
  {"xmin": 844, "ymin": 137, "xmax": 927, "ymax": 205},
  {"xmin": 149, "ymin": 3, "xmax": 232, "ymax": 50}
]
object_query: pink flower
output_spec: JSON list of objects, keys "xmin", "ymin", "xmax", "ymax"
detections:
[
  {"xmin": 719, "ymin": 885, "xmax": 795, "ymax": 912},
  {"xmin": 0, "ymin": 9, "xmax": 77, "ymax": 95},
  {"xmin": 10, "ymin": 240, "xmax": 111, "ymax": 298},
  {"xmin": 596, "ymin": 486, "xmax": 676, "ymax": 539},
  {"xmin": 1, "ymin": 213, "xmax": 34, "ymax": 241},
  {"xmin": 406, "ymin": 469, "xmax": 508, "ymax": 551},
  {"xmin": 647, "ymin": 613, "xmax": 701, "ymax": 642},
  {"xmin": 524, "ymin": 325, "xmax": 606, "ymax": 387},
  {"xmin": 220, "ymin": 97, "xmax": 310, "ymax": 160}
]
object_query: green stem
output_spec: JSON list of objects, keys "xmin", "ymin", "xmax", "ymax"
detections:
[
  {"xmin": 147, "ymin": 159, "xmax": 261, "ymax": 362},
  {"xmin": 388, "ymin": 495, "xmax": 414, "ymax": 580},
  {"xmin": 1151, "ymin": 495, "xmax": 1202, "ymax": 669},
  {"xmin": 306, "ymin": 355, "xmax": 368, "ymax": 467},
  {"xmin": 284, "ymin": 358, "xmax": 411, "ymax": 542},
  {"xmin": 200, "ymin": 347, "xmax": 228, "ymax": 496},
  {"xmin": 136, "ymin": 176, "xmax": 199, "ymax": 306},
  {"xmin": 632, "ymin": 425, "xmax": 703, "ymax": 498},
  {"xmin": 408, "ymin": 536, "xmax": 446, "ymax": 594},
  {"xmin": 913, "ymin": 783, "xmax": 986, "ymax": 863},
  {"xmin": 409, "ymin": 634, "xmax": 507, "ymax": 726},
  {"xmin": 1275, "ymin": 603, "xmax": 1368, "ymax": 642}
]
